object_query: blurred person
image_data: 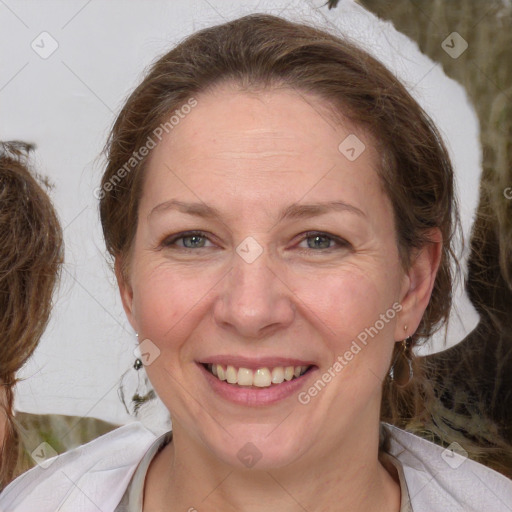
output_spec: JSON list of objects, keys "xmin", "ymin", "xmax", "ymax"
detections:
[
  {"xmin": 0, "ymin": 141, "xmax": 64, "ymax": 488},
  {"xmin": 0, "ymin": 142, "xmax": 116, "ymax": 490}
]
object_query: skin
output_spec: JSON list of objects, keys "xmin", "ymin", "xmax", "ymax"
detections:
[{"xmin": 118, "ymin": 82, "xmax": 442, "ymax": 511}]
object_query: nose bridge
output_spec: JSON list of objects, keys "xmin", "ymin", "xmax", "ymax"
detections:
[
  {"xmin": 214, "ymin": 239, "xmax": 294, "ymax": 337},
  {"xmin": 233, "ymin": 248, "xmax": 273, "ymax": 302}
]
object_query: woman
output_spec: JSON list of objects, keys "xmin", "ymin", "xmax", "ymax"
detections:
[
  {"xmin": 0, "ymin": 143, "xmax": 116, "ymax": 492},
  {"xmin": 2, "ymin": 13, "xmax": 511, "ymax": 511},
  {"xmin": 0, "ymin": 142, "xmax": 64, "ymax": 489}
]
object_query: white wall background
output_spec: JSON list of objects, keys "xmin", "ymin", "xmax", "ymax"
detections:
[{"xmin": 1, "ymin": 0, "xmax": 481, "ymax": 427}]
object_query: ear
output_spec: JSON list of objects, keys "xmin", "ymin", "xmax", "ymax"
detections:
[
  {"xmin": 394, "ymin": 228, "xmax": 443, "ymax": 341},
  {"xmin": 115, "ymin": 256, "xmax": 138, "ymax": 333}
]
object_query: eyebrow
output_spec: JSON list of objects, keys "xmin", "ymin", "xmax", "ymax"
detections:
[{"xmin": 149, "ymin": 199, "xmax": 366, "ymax": 222}]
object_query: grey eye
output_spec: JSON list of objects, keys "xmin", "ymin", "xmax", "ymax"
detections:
[
  {"xmin": 181, "ymin": 234, "xmax": 207, "ymax": 248},
  {"xmin": 306, "ymin": 234, "xmax": 332, "ymax": 249}
]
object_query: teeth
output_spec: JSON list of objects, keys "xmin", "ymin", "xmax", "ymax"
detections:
[
  {"xmin": 271, "ymin": 367, "xmax": 284, "ymax": 384},
  {"xmin": 253, "ymin": 368, "xmax": 271, "ymax": 387},
  {"xmin": 226, "ymin": 365, "xmax": 237, "ymax": 384},
  {"xmin": 217, "ymin": 365, "xmax": 226, "ymax": 381},
  {"xmin": 237, "ymin": 367, "xmax": 253, "ymax": 386},
  {"xmin": 207, "ymin": 364, "xmax": 309, "ymax": 387}
]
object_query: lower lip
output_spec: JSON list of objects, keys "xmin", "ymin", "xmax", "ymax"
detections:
[{"xmin": 198, "ymin": 363, "xmax": 317, "ymax": 406}]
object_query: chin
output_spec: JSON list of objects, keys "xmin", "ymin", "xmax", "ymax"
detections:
[{"xmin": 209, "ymin": 424, "xmax": 309, "ymax": 471}]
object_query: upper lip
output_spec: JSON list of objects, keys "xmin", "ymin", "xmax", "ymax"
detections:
[{"xmin": 199, "ymin": 356, "xmax": 316, "ymax": 370}]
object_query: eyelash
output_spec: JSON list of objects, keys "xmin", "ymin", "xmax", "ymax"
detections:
[{"xmin": 160, "ymin": 230, "xmax": 351, "ymax": 253}]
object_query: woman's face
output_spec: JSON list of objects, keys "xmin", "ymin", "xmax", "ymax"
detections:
[{"xmin": 119, "ymin": 84, "xmax": 427, "ymax": 469}]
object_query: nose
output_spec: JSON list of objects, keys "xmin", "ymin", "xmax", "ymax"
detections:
[{"xmin": 213, "ymin": 245, "xmax": 295, "ymax": 339}]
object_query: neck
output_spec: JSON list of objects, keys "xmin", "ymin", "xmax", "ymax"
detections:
[{"xmin": 143, "ymin": 420, "xmax": 400, "ymax": 512}]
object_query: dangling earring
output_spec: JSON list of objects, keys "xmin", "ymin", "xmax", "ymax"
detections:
[
  {"xmin": 118, "ymin": 333, "xmax": 156, "ymax": 416},
  {"xmin": 389, "ymin": 332, "xmax": 413, "ymax": 387},
  {"xmin": 134, "ymin": 332, "xmax": 143, "ymax": 370}
]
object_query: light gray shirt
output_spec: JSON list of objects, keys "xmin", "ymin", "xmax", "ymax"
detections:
[
  {"xmin": 2, "ymin": 422, "xmax": 510, "ymax": 511},
  {"xmin": 114, "ymin": 428, "xmax": 413, "ymax": 512}
]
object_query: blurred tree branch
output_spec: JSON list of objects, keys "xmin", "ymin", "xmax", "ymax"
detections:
[{"xmin": 345, "ymin": 0, "xmax": 512, "ymax": 474}]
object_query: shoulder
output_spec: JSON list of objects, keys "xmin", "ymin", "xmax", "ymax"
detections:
[
  {"xmin": 383, "ymin": 423, "xmax": 512, "ymax": 512},
  {"xmin": 0, "ymin": 421, "xmax": 159, "ymax": 512}
]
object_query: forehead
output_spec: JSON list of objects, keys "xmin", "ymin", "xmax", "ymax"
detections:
[
  {"xmin": 140, "ymin": 85, "xmax": 386, "ymax": 219},
  {"xmin": 166, "ymin": 85, "xmax": 368, "ymax": 159}
]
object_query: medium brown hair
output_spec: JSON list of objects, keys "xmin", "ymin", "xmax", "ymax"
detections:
[
  {"xmin": 101, "ymin": 13, "xmax": 459, "ymax": 448},
  {"xmin": 0, "ymin": 141, "xmax": 63, "ymax": 488}
]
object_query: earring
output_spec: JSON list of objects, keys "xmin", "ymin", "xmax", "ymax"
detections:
[
  {"xmin": 134, "ymin": 332, "xmax": 143, "ymax": 371},
  {"xmin": 389, "ymin": 336, "xmax": 413, "ymax": 387},
  {"xmin": 118, "ymin": 334, "xmax": 156, "ymax": 416}
]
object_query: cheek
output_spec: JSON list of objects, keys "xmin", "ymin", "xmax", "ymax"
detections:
[
  {"xmin": 131, "ymin": 264, "xmax": 198, "ymax": 343},
  {"xmin": 298, "ymin": 270, "xmax": 400, "ymax": 411},
  {"xmin": 296, "ymin": 265, "xmax": 401, "ymax": 394},
  {"xmin": 297, "ymin": 267, "xmax": 397, "ymax": 343}
]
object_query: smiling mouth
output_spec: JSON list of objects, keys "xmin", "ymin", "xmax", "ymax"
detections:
[{"xmin": 202, "ymin": 363, "xmax": 313, "ymax": 387}]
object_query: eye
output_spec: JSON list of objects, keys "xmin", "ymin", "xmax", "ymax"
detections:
[
  {"xmin": 159, "ymin": 230, "xmax": 350, "ymax": 253},
  {"xmin": 161, "ymin": 231, "xmax": 213, "ymax": 249},
  {"xmin": 297, "ymin": 231, "xmax": 350, "ymax": 251}
]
